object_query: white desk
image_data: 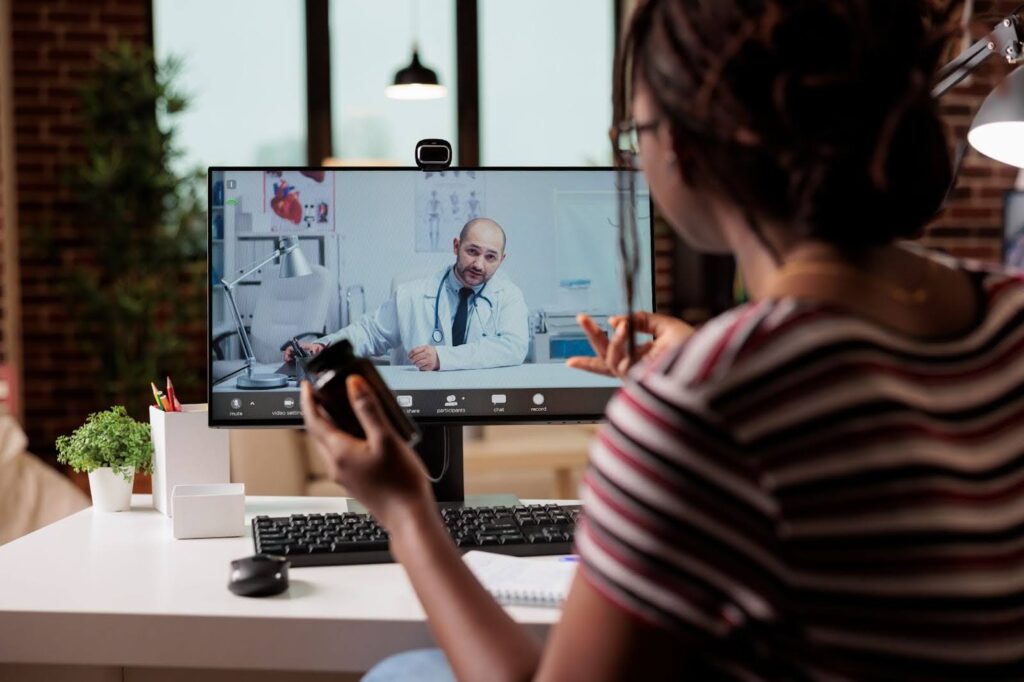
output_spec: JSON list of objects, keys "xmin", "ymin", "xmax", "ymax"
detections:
[{"xmin": 0, "ymin": 495, "xmax": 562, "ymax": 678}]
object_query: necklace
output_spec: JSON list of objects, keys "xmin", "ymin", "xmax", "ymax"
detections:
[{"xmin": 767, "ymin": 258, "xmax": 933, "ymax": 305}]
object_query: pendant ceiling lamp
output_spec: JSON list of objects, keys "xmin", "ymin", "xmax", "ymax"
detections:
[{"xmin": 386, "ymin": 0, "xmax": 447, "ymax": 100}]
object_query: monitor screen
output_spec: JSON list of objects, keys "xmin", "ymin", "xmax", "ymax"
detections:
[{"xmin": 208, "ymin": 167, "xmax": 654, "ymax": 427}]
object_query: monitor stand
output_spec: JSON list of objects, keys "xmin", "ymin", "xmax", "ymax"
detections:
[{"xmin": 345, "ymin": 425, "xmax": 522, "ymax": 513}]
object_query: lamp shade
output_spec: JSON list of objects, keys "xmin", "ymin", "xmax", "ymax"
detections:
[
  {"xmin": 386, "ymin": 50, "xmax": 447, "ymax": 100},
  {"xmin": 279, "ymin": 236, "xmax": 312, "ymax": 278},
  {"xmin": 968, "ymin": 65, "xmax": 1024, "ymax": 168}
]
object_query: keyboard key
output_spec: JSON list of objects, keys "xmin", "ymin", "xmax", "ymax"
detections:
[
  {"xmin": 258, "ymin": 531, "xmax": 287, "ymax": 539},
  {"xmin": 332, "ymin": 539, "xmax": 388, "ymax": 552}
]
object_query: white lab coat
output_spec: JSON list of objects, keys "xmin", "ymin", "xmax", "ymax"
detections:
[{"xmin": 318, "ymin": 267, "xmax": 529, "ymax": 371}]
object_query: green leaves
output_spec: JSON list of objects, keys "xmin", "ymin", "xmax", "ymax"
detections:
[
  {"xmin": 56, "ymin": 406, "xmax": 153, "ymax": 481},
  {"xmin": 65, "ymin": 42, "xmax": 205, "ymax": 414}
]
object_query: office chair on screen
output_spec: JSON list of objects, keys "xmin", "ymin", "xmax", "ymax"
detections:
[{"xmin": 212, "ymin": 263, "xmax": 333, "ymax": 365}]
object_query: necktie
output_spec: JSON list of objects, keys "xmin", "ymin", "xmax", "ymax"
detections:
[{"xmin": 451, "ymin": 287, "xmax": 473, "ymax": 346}]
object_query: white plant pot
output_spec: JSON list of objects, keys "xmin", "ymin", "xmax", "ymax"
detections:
[{"xmin": 88, "ymin": 467, "xmax": 134, "ymax": 512}]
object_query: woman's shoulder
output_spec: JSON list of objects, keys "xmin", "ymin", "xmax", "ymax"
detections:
[
  {"xmin": 908, "ymin": 243, "xmax": 1024, "ymax": 301},
  {"xmin": 638, "ymin": 259, "xmax": 1024, "ymax": 401},
  {"xmin": 637, "ymin": 297, "xmax": 824, "ymax": 391}
]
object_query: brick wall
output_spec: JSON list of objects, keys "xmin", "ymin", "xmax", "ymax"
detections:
[
  {"xmin": 924, "ymin": 0, "xmax": 1022, "ymax": 261},
  {"xmin": 1, "ymin": 0, "xmax": 9, "ymax": 367},
  {"xmin": 11, "ymin": 0, "xmax": 151, "ymax": 453},
  {"xmin": 1, "ymin": 75, "xmax": 6, "ymax": 371},
  {"xmin": 1, "ymin": 0, "xmax": 17, "ymax": 421}
]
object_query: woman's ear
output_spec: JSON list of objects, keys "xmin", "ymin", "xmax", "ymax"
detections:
[{"xmin": 663, "ymin": 127, "xmax": 696, "ymax": 186}]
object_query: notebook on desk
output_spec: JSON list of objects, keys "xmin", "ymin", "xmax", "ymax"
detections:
[{"xmin": 463, "ymin": 550, "xmax": 577, "ymax": 608}]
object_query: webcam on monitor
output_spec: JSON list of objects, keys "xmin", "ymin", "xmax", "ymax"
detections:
[{"xmin": 415, "ymin": 139, "xmax": 452, "ymax": 170}]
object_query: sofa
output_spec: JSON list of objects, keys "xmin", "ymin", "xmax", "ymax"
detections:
[{"xmin": 0, "ymin": 415, "xmax": 89, "ymax": 545}]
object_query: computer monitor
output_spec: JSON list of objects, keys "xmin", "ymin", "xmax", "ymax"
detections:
[{"xmin": 208, "ymin": 167, "xmax": 654, "ymax": 502}]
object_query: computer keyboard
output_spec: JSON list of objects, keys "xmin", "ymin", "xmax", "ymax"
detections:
[{"xmin": 252, "ymin": 504, "xmax": 581, "ymax": 567}]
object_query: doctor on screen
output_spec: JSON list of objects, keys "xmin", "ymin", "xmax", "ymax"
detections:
[{"xmin": 287, "ymin": 218, "xmax": 529, "ymax": 371}]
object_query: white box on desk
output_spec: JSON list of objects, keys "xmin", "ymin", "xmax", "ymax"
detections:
[
  {"xmin": 172, "ymin": 483, "xmax": 245, "ymax": 539},
  {"xmin": 150, "ymin": 404, "xmax": 230, "ymax": 517}
]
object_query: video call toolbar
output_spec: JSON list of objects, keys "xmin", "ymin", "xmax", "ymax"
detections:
[{"xmin": 210, "ymin": 387, "xmax": 612, "ymax": 423}]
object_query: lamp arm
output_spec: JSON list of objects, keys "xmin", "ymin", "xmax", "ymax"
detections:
[
  {"xmin": 217, "ymin": 238, "xmax": 302, "ymax": 375},
  {"xmin": 223, "ymin": 241, "xmax": 299, "ymax": 289},
  {"xmin": 932, "ymin": 13, "xmax": 1024, "ymax": 99},
  {"xmin": 220, "ymin": 280, "xmax": 257, "ymax": 371}
]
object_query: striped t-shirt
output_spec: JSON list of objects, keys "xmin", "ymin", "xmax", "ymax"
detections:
[{"xmin": 576, "ymin": 263, "xmax": 1024, "ymax": 680}]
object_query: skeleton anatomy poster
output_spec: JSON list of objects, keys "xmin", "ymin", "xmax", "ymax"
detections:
[{"xmin": 414, "ymin": 170, "xmax": 485, "ymax": 252}]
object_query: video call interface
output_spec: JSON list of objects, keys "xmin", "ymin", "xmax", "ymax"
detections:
[{"xmin": 209, "ymin": 168, "xmax": 653, "ymax": 425}]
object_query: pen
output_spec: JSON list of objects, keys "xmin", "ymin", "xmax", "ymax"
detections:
[
  {"xmin": 151, "ymin": 382, "xmax": 164, "ymax": 411},
  {"xmin": 166, "ymin": 376, "xmax": 180, "ymax": 412}
]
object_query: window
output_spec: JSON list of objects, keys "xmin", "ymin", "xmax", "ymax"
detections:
[
  {"xmin": 479, "ymin": 0, "xmax": 614, "ymax": 166},
  {"xmin": 329, "ymin": 0, "xmax": 457, "ymax": 164},
  {"xmin": 153, "ymin": 0, "xmax": 307, "ymax": 172}
]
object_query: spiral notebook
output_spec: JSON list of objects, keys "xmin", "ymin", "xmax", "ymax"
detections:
[{"xmin": 463, "ymin": 550, "xmax": 577, "ymax": 608}]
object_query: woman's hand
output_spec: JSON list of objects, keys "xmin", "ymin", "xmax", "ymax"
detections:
[
  {"xmin": 566, "ymin": 311, "xmax": 693, "ymax": 378},
  {"xmin": 300, "ymin": 377, "xmax": 434, "ymax": 530}
]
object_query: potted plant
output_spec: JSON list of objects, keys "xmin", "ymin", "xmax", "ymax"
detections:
[{"xmin": 56, "ymin": 406, "xmax": 154, "ymax": 512}]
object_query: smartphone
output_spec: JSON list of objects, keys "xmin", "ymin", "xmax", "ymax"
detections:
[
  {"xmin": 289, "ymin": 338, "xmax": 308, "ymax": 359},
  {"xmin": 304, "ymin": 340, "xmax": 420, "ymax": 445}
]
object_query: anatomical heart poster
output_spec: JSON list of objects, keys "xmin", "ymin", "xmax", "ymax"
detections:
[{"xmin": 262, "ymin": 170, "xmax": 336, "ymax": 233}]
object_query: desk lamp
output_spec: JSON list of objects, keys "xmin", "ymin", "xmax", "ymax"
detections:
[
  {"xmin": 934, "ymin": 12, "xmax": 1024, "ymax": 168},
  {"xmin": 222, "ymin": 235, "xmax": 312, "ymax": 389}
]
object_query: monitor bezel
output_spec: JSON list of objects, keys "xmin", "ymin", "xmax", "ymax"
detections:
[{"xmin": 207, "ymin": 165, "xmax": 656, "ymax": 428}]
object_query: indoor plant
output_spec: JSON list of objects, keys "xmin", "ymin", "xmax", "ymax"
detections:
[
  {"xmin": 56, "ymin": 406, "xmax": 154, "ymax": 512},
  {"xmin": 66, "ymin": 43, "xmax": 205, "ymax": 413}
]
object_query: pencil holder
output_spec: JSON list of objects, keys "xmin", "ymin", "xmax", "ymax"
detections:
[{"xmin": 150, "ymin": 404, "xmax": 230, "ymax": 517}]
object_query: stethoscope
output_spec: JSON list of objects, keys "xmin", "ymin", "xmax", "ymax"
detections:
[{"xmin": 431, "ymin": 269, "xmax": 496, "ymax": 344}]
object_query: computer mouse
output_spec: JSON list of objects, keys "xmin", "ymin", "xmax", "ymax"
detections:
[{"xmin": 228, "ymin": 554, "xmax": 290, "ymax": 597}]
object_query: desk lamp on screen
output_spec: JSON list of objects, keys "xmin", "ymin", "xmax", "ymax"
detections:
[{"xmin": 220, "ymin": 236, "xmax": 313, "ymax": 390}]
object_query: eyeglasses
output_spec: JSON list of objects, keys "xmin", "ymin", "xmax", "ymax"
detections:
[{"xmin": 610, "ymin": 119, "xmax": 661, "ymax": 168}]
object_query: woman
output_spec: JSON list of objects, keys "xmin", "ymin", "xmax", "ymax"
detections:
[{"xmin": 302, "ymin": 0, "xmax": 1024, "ymax": 679}]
